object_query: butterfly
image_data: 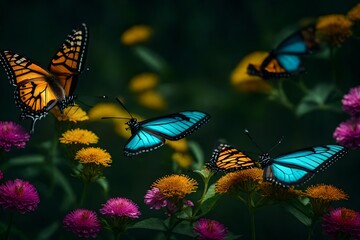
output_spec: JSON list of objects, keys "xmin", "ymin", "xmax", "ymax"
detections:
[
  {"xmin": 109, "ymin": 98, "xmax": 211, "ymax": 156},
  {"xmin": 0, "ymin": 23, "xmax": 88, "ymax": 133},
  {"xmin": 247, "ymin": 24, "xmax": 319, "ymax": 79},
  {"xmin": 209, "ymin": 143, "xmax": 348, "ymax": 187},
  {"xmin": 208, "ymin": 143, "xmax": 256, "ymax": 172}
]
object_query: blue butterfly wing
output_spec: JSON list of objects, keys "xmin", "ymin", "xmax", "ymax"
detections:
[
  {"xmin": 263, "ymin": 145, "xmax": 348, "ymax": 187},
  {"xmin": 124, "ymin": 111, "xmax": 210, "ymax": 156},
  {"xmin": 276, "ymin": 54, "xmax": 302, "ymax": 72},
  {"xmin": 141, "ymin": 111, "xmax": 210, "ymax": 140},
  {"xmin": 124, "ymin": 130, "xmax": 165, "ymax": 156},
  {"xmin": 275, "ymin": 34, "xmax": 307, "ymax": 54}
]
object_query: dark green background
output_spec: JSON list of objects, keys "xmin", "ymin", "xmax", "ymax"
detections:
[{"xmin": 0, "ymin": 1, "xmax": 359, "ymax": 239}]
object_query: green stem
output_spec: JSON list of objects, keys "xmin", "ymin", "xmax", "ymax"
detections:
[
  {"xmin": 248, "ymin": 192, "xmax": 256, "ymax": 240},
  {"xmin": 277, "ymin": 80, "xmax": 294, "ymax": 111},
  {"xmin": 4, "ymin": 211, "xmax": 14, "ymax": 240},
  {"xmin": 306, "ymin": 225, "xmax": 314, "ymax": 240},
  {"xmin": 165, "ymin": 216, "xmax": 183, "ymax": 240},
  {"xmin": 80, "ymin": 181, "xmax": 89, "ymax": 207}
]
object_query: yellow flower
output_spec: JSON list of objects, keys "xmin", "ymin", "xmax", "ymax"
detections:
[
  {"xmin": 129, "ymin": 73, "xmax": 159, "ymax": 93},
  {"xmin": 152, "ymin": 174, "xmax": 198, "ymax": 199},
  {"xmin": 167, "ymin": 139, "xmax": 188, "ymax": 152},
  {"xmin": 316, "ymin": 14, "xmax": 353, "ymax": 46},
  {"xmin": 305, "ymin": 184, "xmax": 348, "ymax": 216},
  {"xmin": 59, "ymin": 128, "xmax": 99, "ymax": 145},
  {"xmin": 51, "ymin": 105, "xmax": 89, "ymax": 122},
  {"xmin": 305, "ymin": 184, "xmax": 348, "ymax": 201},
  {"xmin": 121, "ymin": 25, "xmax": 152, "ymax": 45},
  {"xmin": 172, "ymin": 152, "xmax": 193, "ymax": 168},
  {"xmin": 215, "ymin": 168, "xmax": 263, "ymax": 194},
  {"xmin": 137, "ymin": 91, "xmax": 167, "ymax": 110},
  {"xmin": 348, "ymin": 3, "xmax": 360, "ymax": 22},
  {"xmin": 231, "ymin": 52, "xmax": 272, "ymax": 93},
  {"xmin": 259, "ymin": 182, "xmax": 303, "ymax": 201},
  {"xmin": 75, "ymin": 147, "xmax": 112, "ymax": 167},
  {"xmin": 114, "ymin": 114, "xmax": 144, "ymax": 139},
  {"xmin": 88, "ymin": 102, "xmax": 128, "ymax": 121}
]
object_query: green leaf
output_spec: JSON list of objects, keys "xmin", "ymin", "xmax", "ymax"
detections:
[
  {"xmin": 200, "ymin": 194, "xmax": 221, "ymax": 216},
  {"xmin": 96, "ymin": 178, "xmax": 109, "ymax": 197},
  {"xmin": 283, "ymin": 197, "xmax": 313, "ymax": 226},
  {"xmin": 36, "ymin": 222, "xmax": 59, "ymax": 240},
  {"xmin": 52, "ymin": 168, "xmax": 76, "ymax": 210},
  {"xmin": 202, "ymin": 184, "xmax": 216, "ymax": 203},
  {"xmin": 1, "ymin": 154, "xmax": 45, "ymax": 169},
  {"xmin": 133, "ymin": 46, "xmax": 167, "ymax": 72},
  {"xmin": 130, "ymin": 218, "xmax": 167, "ymax": 231},
  {"xmin": 296, "ymin": 83, "xmax": 339, "ymax": 116},
  {"xmin": 172, "ymin": 221, "xmax": 194, "ymax": 237},
  {"xmin": 188, "ymin": 141, "xmax": 204, "ymax": 170}
]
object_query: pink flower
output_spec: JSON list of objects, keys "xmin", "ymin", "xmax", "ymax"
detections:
[
  {"xmin": 100, "ymin": 197, "xmax": 141, "ymax": 219},
  {"xmin": 0, "ymin": 121, "xmax": 30, "ymax": 152},
  {"xmin": 63, "ymin": 209, "xmax": 101, "ymax": 238},
  {"xmin": 333, "ymin": 117, "xmax": 360, "ymax": 148},
  {"xmin": 144, "ymin": 187, "xmax": 167, "ymax": 210},
  {"xmin": 343, "ymin": 86, "xmax": 360, "ymax": 116},
  {"xmin": 323, "ymin": 207, "xmax": 360, "ymax": 239},
  {"xmin": 194, "ymin": 218, "xmax": 228, "ymax": 240},
  {"xmin": 0, "ymin": 179, "xmax": 39, "ymax": 214}
]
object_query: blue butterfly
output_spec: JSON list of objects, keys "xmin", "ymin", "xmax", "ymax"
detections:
[
  {"xmin": 247, "ymin": 24, "xmax": 319, "ymax": 79},
  {"xmin": 259, "ymin": 145, "xmax": 348, "ymax": 187},
  {"xmin": 209, "ymin": 143, "xmax": 347, "ymax": 187},
  {"xmin": 110, "ymin": 99, "xmax": 211, "ymax": 156}
]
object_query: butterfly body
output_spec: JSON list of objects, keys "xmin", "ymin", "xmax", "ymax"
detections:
[
  {"xmin": 124, "ymin": 111, "xmax": 210, "ymax": 157},
  {"xmin": 0, "ymin": 23, "xmax": 88, "ymax": 133},
  {"xmin": 247, "ymin": 24, "xmax": 318, "ymax": 79},
  {"xmin": 209, "ymin": 143, "xmax": 348, "ymax": 187}
]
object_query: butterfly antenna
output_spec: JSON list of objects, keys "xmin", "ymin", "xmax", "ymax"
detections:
[
  {"xmin": 244, "ymin": 129, "xmax": 264, "ymax": 153},
  {"xmin": 268, "ymin": 136, "xmax": 284, "ymax": 154},
  {"xmin": 101, "ymin": 116, "xmax": 131, "ymax": 120},
  {"xmin": 116, "ymin": 97, "xmax": 133, "ymax": 119}
]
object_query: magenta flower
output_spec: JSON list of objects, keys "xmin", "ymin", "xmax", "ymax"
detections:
[
  {"xmin": 144, "ymin": 187, "xmax": 167, "ymax": 210},
  {"xmin": 0, "ymin": 179, "xmax": 39, "ymax": 214},
  {"xmin": 194, "ymin": 218, "xmax": 228, "ymax": 240},
  {"xmin": 100, "ymin": 197, "xmax": 141, "ymax": 219},
  {"xmin": 63, "ymin": 209, "xmax": 101, "ymax": 238},
  {"xmin": 333, "ymin": 117, "xmax": 360, "ymax": 148},
  {"xmin": 323, "ymin": 207, "xmax": 360, "ymax": 239},
  {"xmin": 343, "ymin": 86, "xmax": 360, "ymax": 116},
  {"xmin": 0, "ymin": 121, "xmax": 30, "ymax": 152}
]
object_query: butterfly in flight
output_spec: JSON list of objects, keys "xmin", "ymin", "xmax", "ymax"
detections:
[
  {"xmin": 106, "ymin": 98, "xmax": 211, "ymax": 157},
  {"xmin": 0, "ymin": 23, "xmax": 88, "ymax": 133},
  {"xmin": 209, "ymin": 142, "xmax": 348, "ymax": 187},
  {"xmin": 247, "ymin": 24, "xmax": 319, "ymax": 80}
]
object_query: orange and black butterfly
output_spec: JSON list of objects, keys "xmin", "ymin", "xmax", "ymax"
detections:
[
  {"xmin": 247, "ymin": 24, "xmax": 319, "ymax": 79},
  {"xmin": 208, "ymin": 143, "xmax": 256, "ymax": 172},
  {"xmin": 0, "ymin": 23, "xmax": 88, "ymax": 133}
]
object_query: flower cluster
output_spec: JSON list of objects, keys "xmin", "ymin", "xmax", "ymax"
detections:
[
  {"xmin": 194, "ymin": 218, "xmax": 228, "ymax": 240},
  {"xmin": 333, "ymin": 85, "xmax": 360, "ymax": 148},
  {"xmin": 144, "ymin": 174, "xmax": 197, "ymax": 215},
  {"xmin": 64, "ymin": 197, "xmax": 140, "ymax": 238},
  {"xmin": 0, "ymin": 179, "xmax": 39, "ymax": 214},
  {"xmin": 323, "ymin": 207, "xmax": 360, "ymax": 239},
  {"xmin": 0, "ymin": 121, "xmax": 30, "ymax": 152}
]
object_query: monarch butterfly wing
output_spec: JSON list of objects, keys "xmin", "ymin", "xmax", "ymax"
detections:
[
  {"xmin": 209, "ymin": 144, "xmax": 255, "ymax": 172},
  {"xmin": 48, "ymin": 23, "xmax": 88, "ymax": 97},
  {"xmin": 0, "ymin": 51, "xmax": 62, "ymax": 132},
  {"xmin": 247, "ymin": 53, "xmax": 303, "ymax": 79},
  {"xmin": 124, "ymin": 129, "xmax": 165, "ymax": 157},
  {"xmin": 264, "ymin": 145, "xmax": 348, "ymax": 187},
  {"xmin": 140, "ymin": 111, "xmax": 211, "ymax": 140}
]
